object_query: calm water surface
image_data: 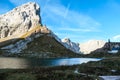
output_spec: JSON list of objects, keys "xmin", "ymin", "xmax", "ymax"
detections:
[{"xmin": 0, "ymin": 57, "xmax": 101, "ymax": 69}]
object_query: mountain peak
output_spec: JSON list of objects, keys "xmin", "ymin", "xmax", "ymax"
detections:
[
  {"xmin": 80, "ymin": 40, "xmax": 106, "ymax": 54},
  {"xmin": 62, "ymin": 38, "xmax": 71, "ymax": 43},
  {"xmin": 0, "ymin": 2, "xmax": 41, "ymax": 39},
  {"xmin": 62, "ymin": 38, "xmax": 80, "ymax": 54}
]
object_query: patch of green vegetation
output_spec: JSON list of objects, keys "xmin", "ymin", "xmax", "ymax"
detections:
[
  {"xmin": 0, "ymin": 66, "xmax": 95, "ymax": 80},
  {"xmin": 17, "ymin": 35, "xmax": 81, "ymax": 58},
  {"xmin": 84, "ymin": 52, "xmax": 120, "ymax": 58},
  {"xmin": 6, "ymin": 73, "xmax": 36, "ymax": 80},
  {"xmin": 77, "ymin": 57, "xmax": 120, "ymax": 76}
]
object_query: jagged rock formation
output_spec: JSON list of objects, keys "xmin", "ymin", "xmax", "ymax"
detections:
[
  {"xmin": 62, "ymin": 38, "xmax": 80, "ymax": 54},
  {"xmin": 0, "ymin": 2, "xmax": 80, "ymax": 57},
  {"xmin": 79, "ymin": 40, "xmax": 106, "ymax": 54},
  {"xmin": 0, "ymin": 2, "xmax": 41, "ymax": 39},
  {"xmin": 0, "ymin": 2, "xmax": 43, "ymax": 53}
]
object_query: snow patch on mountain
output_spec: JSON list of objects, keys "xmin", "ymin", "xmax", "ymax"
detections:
[
  {"xmin": 79, "ymin": 40, "xmax": 106, "ymax": 54},
  {"xmin": 62, "ymin": 38, "xmax": 80, "ymax": 54}
]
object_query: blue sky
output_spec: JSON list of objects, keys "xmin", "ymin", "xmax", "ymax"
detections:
[{"xmin": 1, "ymin": 0, "xmax": 120, "ymax": 43}]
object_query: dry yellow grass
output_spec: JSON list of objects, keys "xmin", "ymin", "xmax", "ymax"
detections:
[
  {"xmin": 20, "ymin": 25, "xmax": 41, "ymax": 38},
  {"xmin": 0, "ymin": 25, "xmax": 41, "ymax": 43},
  {"xmin": 0, "ymin": 25, "xmax": 43, "ymax": 48}
]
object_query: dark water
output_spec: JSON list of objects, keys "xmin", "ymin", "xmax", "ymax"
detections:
[{"xmin": 0, "ymin": 57, "xmax": 101, "ymax": 69}]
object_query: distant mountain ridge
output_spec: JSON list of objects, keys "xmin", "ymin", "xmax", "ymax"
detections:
[{"xmin": 79, "ymin": 40, "xmax": 106, "ymax": 54}]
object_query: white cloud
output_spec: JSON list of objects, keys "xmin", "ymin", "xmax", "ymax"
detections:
[
  {"xmin": 40, "ymin": 1, "xmax": 101, "ymax": 42},
  {"xmin": 55, "ymin": 32, "xmax": 83, "ymax": 38},
  {"xmin": 55, "ymin": 32, "xmax": 86, "ymax": 42},
  {"xmin": 59, "ymin": 27, "xmax": 92, "ymax": 32},
  {"xmin": 113, "ymin": 35, "xmax": 120, "ymax": 40},
  {"xmin": 63, "ymin": 3, "xmax": 71, "ymax": 18},
  {"xmin": 41, "ymin": 2, "xmax": 101, "ymax": 32}
]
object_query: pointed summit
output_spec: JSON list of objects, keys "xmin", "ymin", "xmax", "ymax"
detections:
[
  {"xmin": 62, "ymin": 38, "xmax": 80, "ymax": 54},
  {"xmin": 62, "ymin": 38, "xmax": 71, "ymax": 43},
  {"xmin": 0, "ymin": 2, "xmax": 41, "ymax": 38}
]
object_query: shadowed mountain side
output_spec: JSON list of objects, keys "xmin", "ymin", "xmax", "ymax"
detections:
[
  {"xmin": 91, "ymin": 42, "xmax": 120, "ymax": 53},
  {"xmin": 85, "ymin": 42, "xmax": 120, "ymax": 57},
  {"xmin": 90, "ymin": 43, "xmax": 109, "ymax": 53},
  {"xmin": 21, "ymin": 35, "xmax": 81, "ymax": 58},
  {"xmin": 0, "ymin": 38, "xmax": 24, "ymax": 48},
  {"xmin": 0, "ymin": 34, "xmax": 81, "ymax": 57}
]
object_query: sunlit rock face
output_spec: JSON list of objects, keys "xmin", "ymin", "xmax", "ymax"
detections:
[
  {"xmin": 0, "ymin": 2, "xmax": 44, "ymax": 53},
  {"xmin": 62, "ymin": 38, "xmax": 80, "ymax": 54},
  {"xmin": 0, "ymin": 2, "xmax": 41, "ymax": 38},
  {"xmin": 79, "ymin": 40, "xmax": 106, "ymax": 54}
]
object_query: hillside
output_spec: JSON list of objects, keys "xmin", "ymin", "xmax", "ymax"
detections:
[{"xmin": 21, "ymin": 35, "xmax": 80, "ymax": 58}]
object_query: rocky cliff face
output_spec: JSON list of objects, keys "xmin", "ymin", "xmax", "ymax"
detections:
[
  {"xmin": 0, "ymin": 2, "xmax": 43, "ymax": 53},
  {"xmin": 0, "ymin": 2, "xmax": 41, "ymax": 39},
  {"xmin": 62, "ymin": 38, "xmax": 80, "ymax": 54},
  {"xmin": 79, "ymin": 40, "xmax": 106, "ymax": 54}
]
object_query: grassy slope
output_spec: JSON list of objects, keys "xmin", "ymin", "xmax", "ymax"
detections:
[
  {"xmin": 0, "ymin": 24, "xmax": 81, "ymax": 57},
  {"xmin": 0, "ymin": 67, "xmax": 94, "ymax": 80},
  {"xmin": 21, "ymin": 35, "xmax": 81, "ymax": 58},
  {"xmin": 0, "ymin": 25, "xmax": 41, "ymax": 48},
  {"xmin": 76, "ymin": 57, "xmax": 120, "ymax": 76},
  {"xmin": 20, "ymin": 25, "xmax": 41, "ymax": 38}
]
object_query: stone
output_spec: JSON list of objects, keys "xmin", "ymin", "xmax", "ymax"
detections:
[
  {"xmin": 62, "ymin": 38, "xmax": 80, "ymax": 54},
  {"xmin": 0, "ymin": 2, "xmax": 41, "ymax": 39}
]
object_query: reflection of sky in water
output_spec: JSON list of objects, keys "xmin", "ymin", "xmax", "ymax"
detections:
[
  {"xmin": 53, "ymin": 58, "xmax": 101, "ymax": 66},
  {"xmin": 0, "ymin": 57, "xmax": 101, "ymax": 68}
]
